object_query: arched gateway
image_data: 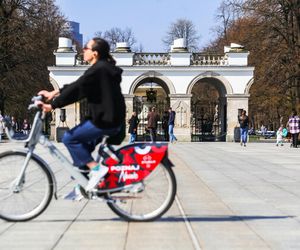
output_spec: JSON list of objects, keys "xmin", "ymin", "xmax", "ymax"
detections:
[{"xmin": 48, "ymin": 38, "xmax": 254, "ymax": 142}]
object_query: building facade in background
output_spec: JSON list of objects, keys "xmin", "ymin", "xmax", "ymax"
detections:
[
  {"xmin": 63, "ymin": 21, "xmax": 83, "ymax": 48},
  {"xmin": 49, "ymin": 38, "xmax": 254, "ymax": 142}
]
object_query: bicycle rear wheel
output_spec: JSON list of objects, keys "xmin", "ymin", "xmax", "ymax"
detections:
[
  {"xmin": 105, "ymin": 162, "xmax": 176, "ymax": 221},
  {"xmin": 0, "ymin": 151, "xmax": 53, "ymax": 221}
]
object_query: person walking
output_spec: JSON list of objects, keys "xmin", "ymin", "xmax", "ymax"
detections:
[
  {"xmin": 168, "ymin": 107, "xmax": 177, "ymax": 143},
  {"xmin": 147, "ymin": 107, "xmax": 160, "ymax": 142},
  {"xmin": 162, "ymin": 111, "xmax": 169, "ymax": 141},
  {"xmin": 11, "ymin": 116, "xmax": 19, "ymax": 132},
  {"xmin": 238, "ymin": 110, "xmax": 249, "ymax": 147},
  {"xmin": 21, "ymin": 119, "xmax": 31, "ymax": 135},
  {"xmin": 128, "ymin": 111, "xmax": 139, "ymax": 143},
  {"xmin": 287, "ymin": 110, "xmax": 300, "ymax": 148},
  {"xmin": 276, "ymin": 125, "xmax": 284, "ymax": 146},
  {"xmin": 37, "ymin": 37, "xmax": 126, "ymax": 192}
]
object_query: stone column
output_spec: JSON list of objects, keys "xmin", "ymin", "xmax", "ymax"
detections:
[
  {"xmin": 219, "ymin": 97, "xmax": 227, "ymax": 137},
  {"xmin": 169, "ymin": 94, "xmax": 192, "ymax": 141},
  {"xmin": 124, "ymin": 94, "xmax": 134, "ymax": 141},
  {"xmin": 112, "ymin": 42, "xmax": 134, "ymax": 66},
  {"xmin": 226, "ymin": 94, "xmax": 250, "ymax": 142},
  {"xmin": 124, "ymin": 94, "xmax": 134, "ymax": 120}
]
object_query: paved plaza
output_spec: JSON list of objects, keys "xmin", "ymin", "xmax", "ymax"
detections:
[{"xmin": 1, "ymin": 141, "xmax": 300, "ymax": 250}]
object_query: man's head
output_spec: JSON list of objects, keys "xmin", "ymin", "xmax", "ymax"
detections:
[
  {"xmin": 152, "ymin": 107, "xmax": 156, "ymax": 112},
  {"xmin": 168, "ymin": 107, "xmax": 172, "ymax": 112}
]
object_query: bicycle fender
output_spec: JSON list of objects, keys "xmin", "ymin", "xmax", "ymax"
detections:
[
  {"xmin": 11, "ymin": 149, "xmax": 58, "ymax": 200},
  {"xmin": 99, "ymin": 143, "xmax": 169, "ymax": 190},
  {"xmin": 162, "ymin": 156, "xmax": 175, "ymax": 167}
]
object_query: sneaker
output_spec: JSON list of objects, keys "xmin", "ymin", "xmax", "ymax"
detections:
[{"xmin": 85, "ymin": 166, "xmax": 109, "ymax": 192}]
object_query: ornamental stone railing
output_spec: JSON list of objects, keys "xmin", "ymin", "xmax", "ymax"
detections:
[
  {"xmin": 191, "ymin": 53, "xmax": 228, "ymax": 66},
  {"xmin": 54, "ymin": 38, "xmax": 248, "ymax": 67},
  {"xmin": 133, "ymin": 53, "xmax": 170, "ymax": 66},
  {"xmin": 73, "ymin": 52, "xmax": 233, "ymax": 67}
]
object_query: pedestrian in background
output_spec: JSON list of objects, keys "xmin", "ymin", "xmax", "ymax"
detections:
[
  {"xmin": 11, "ymin": 116, "xmax": 19, "ymax": 132},
  {"xmin": 287, "ymin": 110, "xmax": 300, "ymax": 148},
  {"xmin": 168, "ymin": 107, "xmax": 177, "ymax": 143},
  {"xmin": 147, "ymin": 107, "xmax": 160, "ymax": 142},
  {"xmin": 276, "ymin": 125, "xmax": 284, "ymax": 146},
  {"xmin": 22, "ymin": 119, "xmax": 31, "ymax": 135},
  {"xmin": 238, "ymin": 110, "xmax": 249, "ymax": 147},
  {"xmin": 162, "ymin": 111, "xmax": 169, "ymax": 141},
  {"xmin": 128, "ymin": 111, "xmax": 139, "ymax": 143}
]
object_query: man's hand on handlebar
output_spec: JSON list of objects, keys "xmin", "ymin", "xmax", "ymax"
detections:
[
  {"xmin": 38, "ymin": 89, "xmax": 59, "ymax": 101},
  {"xmin": 35, "ymin": 101, "xmax": 53, "ymax": 113}
]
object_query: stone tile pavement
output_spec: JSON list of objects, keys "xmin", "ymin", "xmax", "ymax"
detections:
[{"xmin": 0, "ymin": 141, "xmax": 300, "ymax": 250}]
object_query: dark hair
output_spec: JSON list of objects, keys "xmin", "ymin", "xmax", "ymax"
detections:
[
  {"xmin": 91, "ymin": 37, "xmax": 116, "ymax": 65},
  {"xmin": 292, "ymin": 109, "xmax": 297, "ymax": 116}
]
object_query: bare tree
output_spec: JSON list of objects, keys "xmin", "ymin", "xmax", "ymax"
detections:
[
  {"xmin": 206, "ymin": 0, "xmax": 300, "ymax": 129},
  {"xmin": 0, "ymin": 0, "xmax": 66, "ymax": 118},
  {"xmin": 162, "ymin": 18, "xmax": 200, "ymax": 52},
  {"xmin": 239, "ymin": 0, "xmax": 300, "ymax": 111},
  {"xmin": 213, "ymin": 0, "xmax": 242, "ymax": 44},
  {"xmin": 94, "ymin": 27, "xmax": 137, "ymax": 51}
]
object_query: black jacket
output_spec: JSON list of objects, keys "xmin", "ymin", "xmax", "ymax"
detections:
[
  {"xmin": 168, "ymin": 111, "xmax": 176, "ymax": 125},
  {"xmin": 51, "ymin": 59, "xmax": 125, "ymax": 129},
  {"xmin": 238, "ymin": 115, "xmax": 249, "ymax": 128},
  {"xmin": 128, "ymin": 116, "xmax": 139, "ymax": 133}
]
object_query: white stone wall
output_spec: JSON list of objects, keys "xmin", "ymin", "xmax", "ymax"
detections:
[{"xmin": 48, "ymin": 40, "xmax": 254, "ymax": 142}]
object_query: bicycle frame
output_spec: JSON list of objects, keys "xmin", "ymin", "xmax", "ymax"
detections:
[
  {"xmin": 0, "ymin": 96, "xmax": 177, "ymax": 222},
  {"xmin": 5, "ymin": 110, "xmax": 89, "ymax": 196},
  {"xmin": 5, "ymin": 100, "xmax": 172, "ymax": 198}
]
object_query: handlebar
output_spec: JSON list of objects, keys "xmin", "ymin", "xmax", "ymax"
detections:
[
  {"xmin": 5, "ymin": 95, "xmax": 45, "ymax": 143},
  {"xmin": 28, "ymin": 95, "xmax": 43, "ymax": 110}
]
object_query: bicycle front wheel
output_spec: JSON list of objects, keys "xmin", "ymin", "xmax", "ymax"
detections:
[
  {"xmin": 0, "ymin": 151, "xmax": 53, "ymax": 221},
  {"xmin": 105, "ymin": 162, "xmax": 176, "ymax": 221}
]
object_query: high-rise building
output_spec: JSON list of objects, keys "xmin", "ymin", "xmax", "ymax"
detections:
[{"xmin": 64, "ymin": 21, "xmax": 83, "ymax": 48}]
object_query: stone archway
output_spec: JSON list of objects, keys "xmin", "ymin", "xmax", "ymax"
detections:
[
  {"xmin": 49, "ymin": 76, "xmax": 60, "ymax": 90},
  {"xmin": 132, "ymin": 76, "xmax": 171, "ymax": 141},
  {"xmin": 188, "ymin": 76, "xmax": 228, "ymax": 141},
  {"xmin": 244, "ymin": 77, "xmax": 254, "ymax": 95},
  {"xmin": 187, "ymin": 72, "xmax": 233, "ymax": 96},
  {"xmin": 129, "ymin": 71, "xmax": 176, "ymax": 95}
]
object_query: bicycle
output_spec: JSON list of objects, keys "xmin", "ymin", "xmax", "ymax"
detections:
[{"xmin": 0, "ymin": 96, "xmax": 177, "ymax": 222}]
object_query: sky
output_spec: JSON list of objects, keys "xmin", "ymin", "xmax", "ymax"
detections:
[{"xmin": 54, "ymin": 0, "xmax": 224, "ymax": 52}]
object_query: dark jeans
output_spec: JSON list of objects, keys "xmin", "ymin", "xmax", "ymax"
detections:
[
  {"xmin": 163, "ymin": 126, "xmax": 169, "ymax": 141},
  {"xmin": 291, "ymin": 133, "xmax": 299, "ymax": 148},
  {"xmin": 240, "ymin": 127, "xmax": 248, "ymax": 144},
  {"xmin": 129, "ymin": 133, "xmax": 136, "ymax": 143},
  {"xmin": 169, "ymin": 124, "xmax": 177, "ymax": 142},
  {"xmin": 62, "ymin": 120, "xmax": 120, "ymax": 167},
  {"xmin": 149, "ymin": 128, "xmax": 156, "ymax": 142}
]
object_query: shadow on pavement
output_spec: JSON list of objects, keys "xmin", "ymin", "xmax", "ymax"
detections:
[
  {"xmin": 25, "ymin": 215, "xmax": 294, "ymax": 223},
  {"xmin": 158, "ymin": 215, "xmax": 294, "ymax": 222}
]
